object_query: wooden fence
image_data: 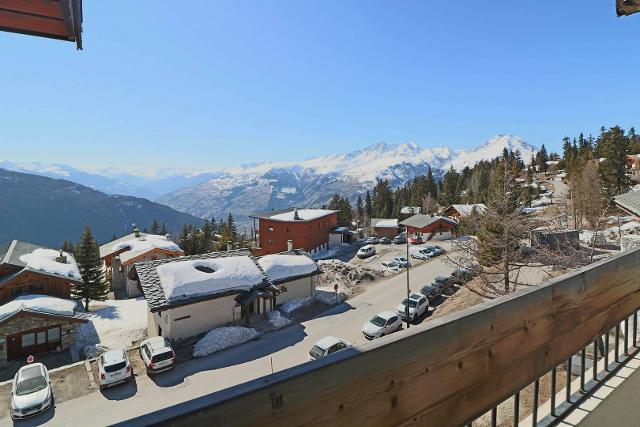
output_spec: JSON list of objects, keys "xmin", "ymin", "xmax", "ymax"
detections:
[{"xmin": 126, "ymin": 248, "xmax": 640, "ymax": 427}]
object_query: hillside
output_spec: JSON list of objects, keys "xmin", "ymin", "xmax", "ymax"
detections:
[
  {"xmin": 157, "ymin": 135, "xmax": 536, "ymax": 220},
  {"xmin": 0, "ymin": 169, "xmax": 203, "ymax": 247}
]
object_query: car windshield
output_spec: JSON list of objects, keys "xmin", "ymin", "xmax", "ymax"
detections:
[
  {"xmin": 422, "ymin": 286, "xmax": 434, "ymax": 294},
  {"xmin": 370, "ymin": 316, "xmax": 387, "ymax": 327},
  {"xmin": 104, "ymin": 361, "xmax": 126, "ymax": 373},
  {"xmin": 402, "ymin": 299, "xmax": 418, "ymax": 308},
  {"xmin": 16, "ymin": 375, "xmax": 47, "ymax": 396},
  {"xmin": 309, "ymin": 345, "xmax": 325, "ymax": 359}
]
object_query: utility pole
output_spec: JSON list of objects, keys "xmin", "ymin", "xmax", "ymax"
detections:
[{"xmin": 405, "ymin": 225, "xmax": 410, "ymax": 329}]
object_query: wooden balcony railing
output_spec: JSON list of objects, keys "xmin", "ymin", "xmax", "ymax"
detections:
[{"xmin": 123, "ymin": 247, "xmax": 640, "ymax": 427}]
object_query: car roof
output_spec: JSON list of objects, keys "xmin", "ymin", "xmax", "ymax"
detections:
[
  {"xmin": 102, "ymin": 349, "xmax": 126, "ymax": 365},
  {"xmin": 409, "ymin": 293, "xmax": 424, "ymax": 300},
  {"xmin": 18, "ymin": 364, "xmax": 45, "ymax": 380},
  {"xmin": 143, "ymin": 336, "xmax": 172, "ymax": 353},
  {"xmin": 315, "ymin": 336, "xmax": 342, "ymax": 349},
  {"xmin": 376, "ymin": 310, "xmax": 396, "ymax": 320},
  {"xmin": 435, "ymin": 275, "xmax": 448, "ymax": 281},
  {"xmin": 360, "ymin": 244, "xmax": 374, "ymax": 249}
]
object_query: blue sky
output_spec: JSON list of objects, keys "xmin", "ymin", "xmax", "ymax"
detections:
[{"xmin": 0, "ymin": 1, "xmax": 638, "ymax": 171}]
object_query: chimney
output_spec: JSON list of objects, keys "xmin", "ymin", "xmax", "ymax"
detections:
[
  {"xmin": 56, "ymin": 250, "xmax": 67, "ymax": 264},
  {"xmin": 133, "ymin": 224, "xmax": 141, "ymax": 238},
  {"xmin": 287, "ymin": 240, "xmax": 293, "ymax": 252},
  {"xmin": 227, "ymin": 241, "xmax": 232, "ymax": 252},
  {"xmin": 293, "ymin": 208, "xmax": 301, "ymax": 221}
]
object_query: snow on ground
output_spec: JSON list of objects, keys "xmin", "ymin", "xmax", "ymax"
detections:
[
  {"xmin": 156, "ymin": 256, "xmax": 264, "ymax": 302},
  {"xmin": 266, "ymin": 310, "xmax": 292, "ymax": 329},
  {"xmin": 258, "ymin": 254, "xmax": 318, "ymax": 282},
  {"xmin": 19, "ymin": 248, "xmax": 81, "ymax": 279},
  {"xmin": 311, "ymin": 243, "xmax": 353, "ymax": 260},
  {"xmin": 76, "ymin": 298, "xmax": 148, "ymax": 358},
  {"xmin": 0, "ymin": 295, "xmax": 77, "ymax": 321},
  {"xmin": 280, "ymin": 290, "xmax": 345, "ymax": 313},
  {"xmin": 281, "ymin": 296, "xmax": 314, "ymax": 313},
  {"xmin": 531, "ymin": 196, "xmax": 553, "ymax": 207},
  {"xmin": 193, "ymin": 327, "xmax": 261, "ymax": 358}
]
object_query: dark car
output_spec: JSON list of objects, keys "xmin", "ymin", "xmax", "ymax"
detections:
[
  {"xmin": 450, "ymin": 268, "xmax": 473, "ymax": 285},
  {"xmin": 432, "ymin": 245, "xmax": 446, "ymax": 256},
  {"xmin": 420, "ymin": 284, "xmax": 442, "ymax": 302},
  {"xmin": 379, "ymin": 236, "xmax": 392, "ymax": 244},
  {"xmin": 433, "ymin": 275, "xmax": 456, "ymax": 296}
]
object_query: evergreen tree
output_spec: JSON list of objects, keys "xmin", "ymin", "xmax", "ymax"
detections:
[
  {"xmin": 425, "ymin": 167, "xmax": 437, "ymax": 199},
  {"xmin": 74, "ymin": 226, "xmax": 109, "ymax": 310},
  {"xmin": 61, "ymin": 241, "xmax": 75, "ymax": 255},
  {"xmin": 150, "ymin": 220, "xmax": 160, "ymax": 234},
  {"xmin": 199, "ymin": 219, "xmax": 214, "ymax": 253},
  {"xmin": 179, "ymin": 224, "xmax": 191, "ymax": 255},
  {"xmin": 536, "ymin": 144, "xmax": 549, "ymax": 173},
  {"xmin": 355, "ymin": 196, "xmax": 364, "ymax": 224},
  {"xmin": 598, "ymin": 126, "xmax": 630, "ymax": 197},
  {"xmin": 364, "ymin": 190, "xmax": 373, "ymax": 218},
  {"xmin": 110, "ymin": 233, "xmax": 118, "ymax": 242},
  {"xmin": 328, "ymin": 194, "xmax": 353, "ymax": 227},
  {"xmin": 160, "ymin": 221, "xmax": 167, "ymax": 235}
]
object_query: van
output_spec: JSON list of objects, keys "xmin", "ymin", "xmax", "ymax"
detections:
[{"xmin": 357, "ymin": 244, "xmax": 376, "ymax": 259}]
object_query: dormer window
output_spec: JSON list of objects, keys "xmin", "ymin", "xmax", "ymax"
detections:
[{"xmin": 195, "ymin": 265, "xmax": 215, "ymax": 274}]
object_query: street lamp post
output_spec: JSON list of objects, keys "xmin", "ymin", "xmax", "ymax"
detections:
[{"xmin": 405, "ymin": 225, "xmax": 410, "ymax": 329}]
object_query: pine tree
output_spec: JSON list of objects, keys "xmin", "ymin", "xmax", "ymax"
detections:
[
  {"xmin": 110, "ymin": 234, "xmax": 117, "ymax": 242},
  {"xmin": 364, "ymin": 190, "xmax": 373, "ymax": 218},
  {"xmin": 328, "ymin": 194, "xmax": 353, "ymax": 227},
  {"xmin": 150, "ymin": 220, "xmax": 160, "ymax": 234},
  {"xmin": 199, "ymin": 219, "xmax": 214, "ymax": 253},
  {"xmin": 179, "ymin": 224, "xmax": 190, "ymax": 255},
  {"xmin": 356, "ymin": 196, "xmax": 364, "ymax": 224},
  {"xmin": 61, "ymin": 241, "xmax": 75, "ymax": 255},
  {"xmin": 160, "ymin": 221, "xmax": 168, "ymax": 235},
  {"xmin": 599, "ymin": 126, "xmax": 630, "ymax": 197},
  {"xmin": 74, "ymin": 226, "xmax": 109, "ymax": 310}
]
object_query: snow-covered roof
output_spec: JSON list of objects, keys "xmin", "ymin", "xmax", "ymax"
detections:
[
  {"xmin": 258, "ymin": 254, "xmax": 318, "ymax": 284},
  {"xmin": 371, "ymin": 218, "xmax": 399, "ymax": 228},
  {"xmin": 400, "ymin": 206, "xmax": 421, "ymax": 215},
  {"xmin": 250, "ymin": 208, "xmax": 337, "ymax": 222},
  {"xmin": 446, "ymin": 204, "xmax": 488, "ymax": 217},
  {"xmin": 100, "ymin": 233, "xmax": 182, "ymax": 264},
  {"xmin": 546, "ymin": 160, "xmax": 560, "ymax": 166},
  {"xmin": 400, "ymin": 214, "xmax": 458, "ymax": 229},
  {"xmin": 19, "ymin": 248, "xmax": 81, "ymax": 280},
  {"xmin": 156, "ymin": 256, "xmax": 264, "ymax": 303},
  {"xmin": 0, "ymin": 294, "xmax": 79, "ymax": 323},
  {"xmin": 614, "ymin": 190, "xmax": 640, "ymax": 217}
]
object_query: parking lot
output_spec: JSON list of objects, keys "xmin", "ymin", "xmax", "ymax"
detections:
[{"xmin": 348, "ymin": 239, "xmax": 456, "ymax": 271}]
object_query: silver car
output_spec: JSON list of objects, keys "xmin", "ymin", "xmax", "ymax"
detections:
[{"xmin": 11, "ymin": 363, "xmax": 53, "ymax": 420}]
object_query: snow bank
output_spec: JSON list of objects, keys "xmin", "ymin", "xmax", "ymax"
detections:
[
  {"xmin": 373, "ymin": 219, "xmax": 399, "ymax": 228},
  {"xmin": 280, "ymin": 296, "xmax": 314, "ymax": 313},
  {"xmin": 266, "ymin": 310, "xmax": 292, "ymax": 328},
  {"xmin": 19, "ymin": 248, "xmax": 80, "ymax": 279},
  {"xmin": 116, "ymin": 234, "xmax": 181, "ymax": 263},
  {"xmin": 76, "ymin": 298, "xmax": 148, "ymax": 358},
  {"xmin": 156, "ymin": 256, "xmax": 264, "ymax": 302},
  {"xmin": 258, "ymin": 254, "xmax": 318, "ymax": 282},
  {"xmin": 270, "ymin": 209, "xmax": 335, "ymax": 221},
  {"xmin": 193, "ymin": 326, "xmax": 261, "ymax": 358},
  {"xmin": 0, "ymin": 295, "xmax": 77, "ymax": 321}
]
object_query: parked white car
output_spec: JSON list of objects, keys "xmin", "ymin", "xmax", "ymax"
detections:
[
  {"xmin": 362, "ymin": 311, "xmax": 402, "ymax": 339},
  {"xmin": 381, "ymin": 261, "xmax": 399, "ymax": 272},
  {"xmin": 357, "ymin": 244, "xmax": 376, "ymax": 259},
  {"xmin": 396, "ymin": 293, "xmax": 429, "ymax": 322},
  {"xmin": 392, "ymin": 256, "xmax": 411, "ymax": 268},
  {"xmin": 98, "ymin": 349, "xmax": 132, "ymax": 389},
  {"xmin": 308, "ymin": 336, "xmax": 352, "ymax": 361},
  {"xmin": 139, "ymin": 336, "xmax": 176, "ymax": 374},
  {"xmin": 411, "ymin": 247, "xmax": 434, "ymax": 260},
  {"xmin": 10, "ymin": 363, "xmax": 52, "ymax": 420}
]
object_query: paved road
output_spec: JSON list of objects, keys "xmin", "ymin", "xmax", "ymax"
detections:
[{"xmin": 6, "ymin": 245, "xmax": 458, "ymax": 426}]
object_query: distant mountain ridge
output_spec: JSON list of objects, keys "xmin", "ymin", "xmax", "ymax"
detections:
[
  {"xmin": 1, "ymin": 135, "xmax": 536, "ymax": 223},
  {"xmin": 156, "ymin": 135, "xmax": 536, "ymax": 221},
  {"xmin": 0, "ymin": 169, "xmax": 203, "ymax": 247}
]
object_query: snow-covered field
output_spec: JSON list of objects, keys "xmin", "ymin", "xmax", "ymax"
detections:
[
  {"xmin": 193, "ymin": 327, "xmax": 261, "ymax": 358},
  {"xmin": 75, "ymin": 298, "xmax": 148, "ymax": 358}
]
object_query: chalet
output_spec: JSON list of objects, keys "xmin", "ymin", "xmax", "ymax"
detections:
[
  {"xmin": 133, "ymin": 250, "xmax": 319, "ymax": 341},
  {"xmin": 0, "ymin": 295, "xmax": 86, "ymax": 366},
  {"xmin": 613, "ymin": 189, "xmax": 640, "ymax": 217},
  {"xmin": 100, "ymin": 228, "xmax": 183, "ymax": 299},
  {"xmin": 249, "ymin": 208, "xmax": 338, "ymax": 256},
  {"xmin": 0, "ymin": 240, "xmax": 82, "ymax": 304},
  {"xmin": 370, "ymin": 218, "xmax": 399, "ymax": 239},
  {"xmin": 400, "ymin": 214, "xmax": 458, "ymax": 241},
  {"xmin": 626, "ymin": 154, "xmax": 640, "ymax": 183},
  {"xmin": 442, "ymin": 204, "xmax": 488, "ymax": 221}
]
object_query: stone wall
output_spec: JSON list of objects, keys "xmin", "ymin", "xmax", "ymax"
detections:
[{"xmin": 0, "ymin": 315, "xmax": 80, "ymax": 367}]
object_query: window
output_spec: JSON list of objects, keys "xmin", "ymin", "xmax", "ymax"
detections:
[
  {"xmin": 36, "ymin": 331, "xmax": 46, "ymax": 344},
  {"xmin": 21, "ymin": 333, "xmax": 35, "ymax": 347},
  {"xmin": 268, "ymin": 226, "xmax": 274, "ymax": 232},
  {"xmin": 47, "ymin": 327, "xmax": 60, "ymax": 343},
  {"xmin": 267, "ymin": 239, "xmax": 275, "ymax": 245}
]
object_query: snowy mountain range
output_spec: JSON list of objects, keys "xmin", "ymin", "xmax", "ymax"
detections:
[{"xmin": 1, "ymin": 135, "xmax": 535, "ymax": 222}]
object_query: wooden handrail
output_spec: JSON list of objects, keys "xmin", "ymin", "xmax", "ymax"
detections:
[{"xmin": 123, "ymin": 248, "xmax": 640, "ymax": 427}]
